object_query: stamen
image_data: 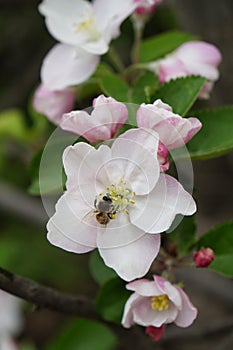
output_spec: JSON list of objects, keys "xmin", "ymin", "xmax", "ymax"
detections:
[{"xmin": 151, "ymin": 295, "xmax": 170, "ymax": 311}]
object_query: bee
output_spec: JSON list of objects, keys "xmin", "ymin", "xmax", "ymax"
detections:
[{"xmin": 94, "ymin": 195, "xmax": 116, "ymax": 225}]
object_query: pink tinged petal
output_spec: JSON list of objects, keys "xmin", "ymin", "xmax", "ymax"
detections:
[
  {"xmin": 126, "ymin": 279, "xmax": 165, "ymax": 296},
  {"xmin": 98, "ymin": 230, "xmax": 161, "ymax": 281},
  {"xmin": 175, "ymin": 41, "xmax": 222, "ymax": 81},
  {"xmin": 159, "ymin": 57, "xmax": 188, "ymax": 83},
  {"xmin": 130, "ymin": 174, "xmax": 196, "ymax": 233},
  {"xmin": 198, "ymin": 81, "xmax": 214, "ymax": 99},
  {"xmin": 176, "ymin": 41, "xmax": 222, "ymax": 67},
  {"xmin": 137, "ymin": 102, "xmax": 202, "ymax": 149},
  {"xmin": 133, "ymin": 297, "xmax": 179, "ymax": 327},
  {"xmin": 41, "ymin": 44, "xmax": 100, "ymax": 90},
  {"xmin": 47, "ymin": 191, "xmax": 98, "ymax": 250},
  {"xmin": 122, "ymin": 293, "xmax": 145, "ymax": 328},
  {"xmin": 61, "ymin": 111, "xmax": 112, "ymax": 142},
  {"xmin": 92, "ymin": 95, "xmax": 128, "ymax": 136},
  {"xmin": 111, "ymin": 128, "xmax": 160, "ymax": 195},
  {"xmin": 32, "ymin": 84, "xmax": 75, "ymax": 124},
  {"xmin": 174, "ymin": 286, "xmax": 198, "ymax": 327},
  {"xmin": 151, "ymin": 116, "xmax": 202, "ymax": 149},
  {"xmin": 61, "ymin": 94, "xmax": 128, "ymax": 142}
]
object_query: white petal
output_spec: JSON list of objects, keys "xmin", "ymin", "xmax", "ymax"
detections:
[
  {"xmin": 97, "ymin": 212, "xmax": 145, "ymax": 248},
  {"xmin": 133, "ymin": 297, "xmax": 179, "ymax": 327},
  {"xmin": 39, "ymin": 0, "xmax": 92, "ymax": 44},
  {"xmin": 174, "ymin": 286, "xmax": 198, "ymax": 327},
  {"xmin": 98, "ymin": 231, "xmax": 161, "ymax": 281},
  {"xmin": 111, "ymin": 128, "xmax": 160, "ymax": 195},
  {"xmin": 47, "ymin": 228, "xmax": 94, "ymax": 253},
  {"xmin": 47, "ymin": 191, "xmax": 98, "ymax": 250},
  {"xmin": 63, "ymin": 143, "xmax": 111, "ymax": 197},
  {"xmin": 130, "ymin": 174, "xmax": 196, "ymax": 233},
  {"xmin": 93, "ymin": 0, "xmax": 137, "ymax": 40},
  {"xmin": 41, "ymin": 44, "xmax": 99, "ymax": 90},
  {"xmin": 126, "ymin": 279, "xmax": 165, "ymax": 296},
  {"xmin": 121, "ymin": 293, "xmax": 145, "ymax": 328}
]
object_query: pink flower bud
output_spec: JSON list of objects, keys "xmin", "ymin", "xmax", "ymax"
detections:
[
  {"xmin": 194, "ymin": 247, "xmax": 215, "ymax": 267},
  {"xmin": 134, "ymin": 0, "xmax": 162, "ymax": 15},
  {"xmin": 157, "ymin": 142, "xmax": 170, "ymax": 171},
  {"xmin": 33, "ymin": 84, "xmax": 75, "ymax": 125},
  {"xmin": 145, "ymin": 325, "xmax": 165, "ymax": 342}
]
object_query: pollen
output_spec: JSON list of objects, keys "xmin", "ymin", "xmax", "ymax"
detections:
[
  {"xmin": 151, "ymin": 295, "xmax": 170, "ymax": 311},
  {"xmin": 97, "ymin": 179, "xmax": 136, "ymax": 218}
]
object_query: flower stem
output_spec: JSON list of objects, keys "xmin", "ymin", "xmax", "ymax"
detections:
[{"xmin": 107, "ymin": 46, "xmax": 125, "ymax": 73}]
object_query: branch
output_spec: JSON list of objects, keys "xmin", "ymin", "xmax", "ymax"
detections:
[
  {"xmin": 0, "ymin": 266, "xmax": 100, "ymax": 320},
  {"xmin": 0, "ymin": 266, "xmax": 157, "ymax": 350}
]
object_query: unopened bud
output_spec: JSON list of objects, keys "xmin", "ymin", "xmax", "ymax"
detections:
[
  {"xmin": 157, "ymin": 142, "xmax": 170, "ymax": 171},
  {"xmin": 194, "ymin": 247, "xmax": 215, "ymax": 267},
  {"xmin": 145, "ymin": 325, "xmax": 165, "ymax": 342}
]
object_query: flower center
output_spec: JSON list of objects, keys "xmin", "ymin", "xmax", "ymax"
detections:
[
  {"xmin": 151, "ymin": 295, "xmax": 170, "ymax": 311},
  {"xmin": 74, "ymin": 15, "xmax": 101, "ymax": 41},
  {"xmin": 94, "ymin": 179, "xmax": 136, "ymax": 225}
]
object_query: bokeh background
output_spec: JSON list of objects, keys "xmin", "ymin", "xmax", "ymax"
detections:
[{"xmin": 0, "ymin": 0, "xmax": 232, "ymax": 349}]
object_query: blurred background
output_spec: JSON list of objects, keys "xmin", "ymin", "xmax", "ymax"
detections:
[{"xmin": 0, "ymin": 0, "xmax": 232, "ymax": 349}]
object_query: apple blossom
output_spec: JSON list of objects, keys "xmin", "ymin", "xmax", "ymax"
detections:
[
  {"xmin": 122, "ymin": 275, "xmax": 198, "ymax": 328},
  {"xmin": 47, "ymin": 128, "xmax": 196, "ymax": 281},
  {"xmin": 194, "ymin": 247, "xmax": 215, "ymax": 267},
  {"xmin": 150, "ymin": 41, "xmax": 222, "ymax": 99},
  {"xmin": 33, "ymin": 84, "xmax": 76, "ymax": 124},
  {"xmin": 38, "ymin": 0, "xmax": 138, "ymax": 89},
  {"xmin": 137, "ymin": 99, "xmax": 202, "ymax": 150},
  {"xmin": 61, "ymin": 95, "xmax": 128, "ymax": 142}
]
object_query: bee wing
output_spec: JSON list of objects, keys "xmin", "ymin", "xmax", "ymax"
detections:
[{"xmin": 81, "ymin": 210, "xmax": 95, "ymax": 224}]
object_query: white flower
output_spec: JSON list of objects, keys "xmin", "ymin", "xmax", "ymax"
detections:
[
  {"xmin": 122, "ymin": 275, "xmax": 198, "ymax": 328},
  {"xmin": 47, "ymin": 128, "xmax": 196, "ymax": 281},
  {"xmin": 38, "ymin": 0, "xmax": 138, "ymax": 89}
]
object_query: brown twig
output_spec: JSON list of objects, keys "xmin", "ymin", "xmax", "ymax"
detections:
[{"xmin": 0, "ymin": 266, "xmax": 99, "ymax": 320}]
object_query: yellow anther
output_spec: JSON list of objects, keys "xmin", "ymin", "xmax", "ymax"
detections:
[
  {"xmin": 125, "ymin": 209, "xmax": 129, "ymax": 215},
  {"xmin": 151, "ymin": 295, "xmax": 170, "ymax": 311},
  {"xmin": 129, "ymin": 199, "xmax": 135, "ymax": 205}
]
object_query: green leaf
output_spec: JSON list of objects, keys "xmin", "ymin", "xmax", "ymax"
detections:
[
  {"xmin": 100, "ymin": 72, "xmax": 130, "ymax": 101},
  {"xmin": 168, "ymin": 215, "xmax": 196, "ymax": 255},
  {"xmin": 139, "ymin": 31, "xmax": 196, "ymax": 63},
  {"xmin": 151, "ymin": 76, "xmax": 206, "ymax": 115},
  {"xmin": 96, "ymin": 278, "xmax": 131, "ymax": 324},
  {"xmin": 45, "ymin": 318, "xmax": 117, "ymax": 350},
  {"xmin": 28, "ymin": 130, "xmax": 76, "ymax": 195},
  {"xmin": 89, "ymin": 250, "xmax": 117, "ymax": 285},
  {"xmin": 131, "ymin": 71, "xmax": 159, "ymax": 104},
  {"xmin": 208, "ymin": 255, "xmax": 233, "ymax": 278},
  {"xmin": 0, "ymin": 108, "xmax": 28, "ymax": 142},
  {"xmin": 196, "ymin": 221, "xmax": 233, "ymax": 277},
  {"xmin": 187, "ymin": 106, "xmax": 233, "ymax": 159}
]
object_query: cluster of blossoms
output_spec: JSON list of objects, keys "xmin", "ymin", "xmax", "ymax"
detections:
[
  {"xmin": 33, "ymin": 0, "xmax": 221, "ymax": 124},
  {"xmin": 0, "ymin": 290, "xmax": 22, "ymax": 350},
  {"xmin": 33, "ymin": 0, "xmax": 221, "ymax": 341},
  {"xmin": 46, "ymin": 94, "xmax": 200, "ymax": 337}
]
